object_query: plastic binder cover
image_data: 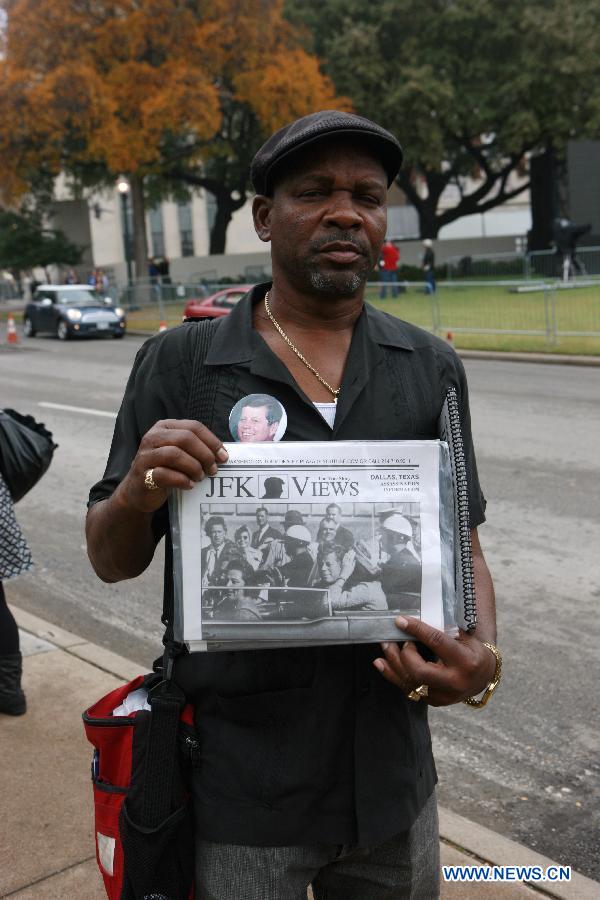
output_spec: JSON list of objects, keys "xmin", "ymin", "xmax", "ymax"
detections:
[{"xmin": 170, "ymin": 441, "xmax": 460, "ymax": 652}]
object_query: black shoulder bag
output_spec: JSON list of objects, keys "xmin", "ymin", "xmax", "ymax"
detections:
[{"xmin": 0, "ymin": 409, "xmax": 57, "ymax": 502}]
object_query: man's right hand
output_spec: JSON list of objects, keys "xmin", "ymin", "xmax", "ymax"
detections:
[
  {"xmin": 118, "ymin": 419, "xmax": 229, "ymax": 514},
  {"xmin": 86, "ymin": 420, "xmax": 229, "ymax": 582}
]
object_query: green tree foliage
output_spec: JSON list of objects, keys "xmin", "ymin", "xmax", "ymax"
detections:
[
  {"xmin": 0, "ymin": 210, "xmax": 82, "ymax": 273},
  {"xmin": 285, "ymin": 0, "xmax": 600, "ymax": 237}
]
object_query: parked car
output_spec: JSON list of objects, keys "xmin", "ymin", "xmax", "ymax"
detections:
[
  {"xmin": 183, "ymin": 286, "xmax": 251, "ymax": 320},
  {"xmin": 23, "ymin": 285, "xmax": 127, "ymax": 340}
]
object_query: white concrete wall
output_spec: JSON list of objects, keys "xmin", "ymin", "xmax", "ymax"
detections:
[
  {"xmin": 160, "ymin": 200, "xmax": 180, "ymax": 261},
  {"xmin": 439, "ymin": 205, "xmax": 531, "ymax": 239},
  {"xmin": 89, "ymin": 191, "xmax": 123, "ymax": 268},
  {"xmin": 225, "ymin": 202, "xmax": 265, "ymax": 253},
  {"xmin": 191, "ymin": 192, "xmax": 210, "ymax": 257}
]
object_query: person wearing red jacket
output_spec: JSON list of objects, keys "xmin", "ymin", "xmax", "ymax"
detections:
[{"xmin": 379, "ymin": 238, "xmax": 400, "ymax": 298}]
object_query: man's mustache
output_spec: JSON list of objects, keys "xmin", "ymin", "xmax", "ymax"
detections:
[{"xmin": 310, "ymin": 233, "xmax": 370, "ymax": 256}]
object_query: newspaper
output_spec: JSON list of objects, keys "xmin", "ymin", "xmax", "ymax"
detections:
[{"xmin": 171, "ymin": 440, "xmax": 458, "ymax": 652}]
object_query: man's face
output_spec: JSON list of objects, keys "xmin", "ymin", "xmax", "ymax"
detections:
[
  {"xmin": 256, "ymin": 509, "xmax": 268, "ymax": 527},
  {"xmin": 284, "ymin": 538, "xmax": 304, "ymax": 557},
  {"xmin": 381, "ymin": 529, "xmax": 408, "ymax": 556},
  {"xmin": 253, "ymin": 138, "xmax": 388, "ymax": 297},
  {"xmin": 326, "ymin": 506, "xmax": 340, "ymax": 523},
  {"xmin": 238, "ymin": 404, "xmax": 278, "ymax": 442},
  {"xmin": 209, "ymin": 524, "xmax": 226, "ymax": 547},
  {"xmin": 320, "ymin": 520, "xmax": 337, "ymax": 543},
  {"xmin": 225, "ymin": 568, "xmax": 245, "ymax": 602},
  {"xmin": 319, "ymin": 552, "xmax": 342, "ymax": 584}
]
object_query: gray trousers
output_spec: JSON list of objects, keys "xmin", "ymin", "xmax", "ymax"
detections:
[{"xmin": 195, "ymin": 792, "xmax": 439, "ymax": 900}]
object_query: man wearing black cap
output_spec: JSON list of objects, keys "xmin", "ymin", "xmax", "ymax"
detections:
[{"xmin": 87, "ymin": 109, "xmax": 498, "ymax": 899}]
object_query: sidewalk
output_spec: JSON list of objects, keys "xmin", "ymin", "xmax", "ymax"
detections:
[{"xmin": 1, "ymin": 607, "xmax": 598, "ymax": 900}]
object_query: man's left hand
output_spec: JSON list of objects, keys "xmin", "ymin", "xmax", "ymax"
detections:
[{"xmin": 373, "ymin": 616, "xmax": 497, "ymax": 707}]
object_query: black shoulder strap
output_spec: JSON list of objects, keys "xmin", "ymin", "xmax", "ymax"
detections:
[
  {"xmin": 188, "ymin": 318, "xmax": 221, "ymax": 424},
  {"xmin": 161, "ymin": 319, "xmax": 220, "ymax": 645},
  {"xmin": 118, "ymin": 324, "xmax": 219, "ymax": 899}
]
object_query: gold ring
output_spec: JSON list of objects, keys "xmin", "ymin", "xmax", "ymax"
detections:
[
  {"xmin": 144, "ymin": 468, "xmax": 159, "ymax": 491},
  {"xmin": 407, "ymin": 684, "xmax": 429, "ymax": 702}
]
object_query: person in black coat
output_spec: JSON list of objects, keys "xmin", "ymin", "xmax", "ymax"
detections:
[{"xmin": 251, "ymin": 506, "xmax": 282, "ymax": 552}]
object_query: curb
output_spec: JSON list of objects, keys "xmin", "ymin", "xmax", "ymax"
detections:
[
  {"xmin": 456, "ymin": 349, "xmax": 600, "ymax": 366},
  {"xmin": 13, "ymin": 605, "xmax": 139, "ymax": 682},
  {"xmin": 438, "ymin": 808, "xmax": 599, "ymax": 899},
  {"xmin": 11, "ymin": 605, "xmax": 600, "ymax": 898}
]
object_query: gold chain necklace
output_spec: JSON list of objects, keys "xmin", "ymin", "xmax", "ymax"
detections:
[{"xmin": 264, "ymin": 292, "xmax": 341, "ymax": 403}]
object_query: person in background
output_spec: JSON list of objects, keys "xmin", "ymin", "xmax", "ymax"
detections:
[
  {"xmin": 260, "ymin": 509, "xmax": 307, "ymax": 570},
  {"xmin": 148, "ymin": 257, "xmax": 160, "ymax": 283},
  {"xmin": 323, "ymin": 502, "xmax": 354, "ymax": 549},
  {"xmin": 422, "ymin": 239, "xmax": 436, "ymax": 294},
  {"xmin": 251, "ymin": 506, "xmax": 282, "ymax": 553},
  {"xmin": 379, "ymin": 238, "xmax": 400, "ymax": 299},
  {"xmin": 234, "ymin": 525, "xmax": 263, "ymax": 570},
  {"xmin": 379, "ymin": 513, "xmax": 421, "ymax": 611},
  {"xmin": 200, "ymin": 516, "xmax": 238, "ymax": 586},
  {"xmin": 99, "ymin": 270, "xmax": 110, "ymax": 293},
  {"xmin": 212, "ymin": 559, "xmax": 263, "ymax": 621},
  {"xmin": 316, "ymin": 516, "xmax": 339, "ymax": 549},
  {"xmin": 0, "ymin": 471, "xmax": 33, "ymax": 716},
  {"xmin": 278, "ymin": 525, "xmax": 315, "ymax": 587}
]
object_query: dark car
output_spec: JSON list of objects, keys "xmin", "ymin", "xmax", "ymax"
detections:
[
  {"xmin": 183, "ymin": 286, "xmax": 251, "ymax": 321},
  {"xmin": 24, "ymin": 285, "xmax": 127, "ymax": 340}
]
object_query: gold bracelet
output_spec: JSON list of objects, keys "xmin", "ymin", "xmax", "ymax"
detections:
[{"xmin": 463, "ymin": 641, "xmax": 502, "ymax": 709}]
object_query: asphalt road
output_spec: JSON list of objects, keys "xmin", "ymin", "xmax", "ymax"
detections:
[{"xmin": 1, "ymin": 331, "xmax": 599, "ymax": 880}]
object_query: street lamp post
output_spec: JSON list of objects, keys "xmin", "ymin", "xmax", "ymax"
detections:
[{"xmin": 117, "ymin": 177, "xmax": 133, "ymax": 288}]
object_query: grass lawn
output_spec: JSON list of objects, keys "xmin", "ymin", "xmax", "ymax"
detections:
[
  {"xmin": 126, "ymin": 282, "xmax": 600, "ymax": 355},
  {"xmin": 367, "ymin": 283, "xmax": 600, "ymax": 355}
]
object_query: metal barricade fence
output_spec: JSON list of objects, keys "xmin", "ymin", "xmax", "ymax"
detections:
[
  {"xmin": 119, "ymin": 280, "xmax": 219, "ymax": 330},
  {"xmin": 446, "ymin": 252, "xmax": 526, "ymax": 281},
  {"xmin": 117, "ymin": 277, "xmax": 600, "ymax": 348},
  {"xmin": 364, "ymin": 279, "xmax": 600, "ymax": 346},
  {"xmin": 528, "ymin": 246, "xmax": 600, "ymax": 279},
  {"xmin": 444, "ymin": 246, "xmax": 600, "ymax": 282}
]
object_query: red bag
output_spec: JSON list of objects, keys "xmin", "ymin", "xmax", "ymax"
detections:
[{"xmin": 83, "ymin": 673, "xmax": 196, "ymax": 900}]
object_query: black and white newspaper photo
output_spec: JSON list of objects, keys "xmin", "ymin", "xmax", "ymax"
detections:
[{"xmin": 172, "ymin": 441, "xmax": 457, "ymax": 651}]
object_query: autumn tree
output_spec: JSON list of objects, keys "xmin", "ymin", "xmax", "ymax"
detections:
[
  {"xmin": 0, "ymin": 0, "xmax": 346, "ymax": 269},
  {"xmin": 0, "ymin": 0, "xmax": 221, "ymax": 276},
  {"xmin": 285, "ymin": 0, "xmax": 600, "ymax": 239},
  {"xmin": 151, "ymin": 0, "xmax": 348, "ymax": 253}
]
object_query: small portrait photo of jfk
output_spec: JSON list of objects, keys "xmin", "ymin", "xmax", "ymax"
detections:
[{"xmin": 229, "ymin": 393, "xmax": 287, "ymax": 443}]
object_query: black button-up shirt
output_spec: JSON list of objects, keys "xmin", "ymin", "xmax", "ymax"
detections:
[{"xmin": 90, "ymin": 284, "xmax": 486, "ymax": 847}]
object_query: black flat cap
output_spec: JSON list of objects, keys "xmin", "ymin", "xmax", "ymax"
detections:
[{"xmin": 251, "ymin": 110, "xmax": 403, "ymax": 195}]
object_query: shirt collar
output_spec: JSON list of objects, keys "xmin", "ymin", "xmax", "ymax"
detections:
[
  {"xmin": 363, "ymin": 303, "xmax": 414, "ymax": 350},
  {"xmin": 205, "ymin": 282, "xmax": 414, "ymax": 366},
  {"xmin": 204, "ymin": 284, "xmax": 265, "ymax": 365}
]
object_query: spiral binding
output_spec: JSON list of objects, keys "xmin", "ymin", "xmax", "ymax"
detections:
[{"xmin": 443, "ymin": 387, "xmax": 477, "ymax": 631}]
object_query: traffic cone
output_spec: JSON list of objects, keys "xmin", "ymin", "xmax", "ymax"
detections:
[
  {"xmin": 7, "ymin": 314, "xmax": 18, "ymax": 345},
  {"xmin": 158, "ymin": 320, "xmax": 167, "ymax": 333}
]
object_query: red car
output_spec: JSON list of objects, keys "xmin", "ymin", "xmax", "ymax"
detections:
[{"xmin": 183, "ymin": 286, "xmax": 251, "ymax": 320}]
